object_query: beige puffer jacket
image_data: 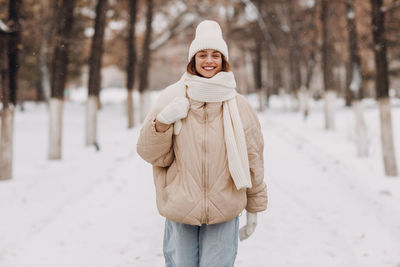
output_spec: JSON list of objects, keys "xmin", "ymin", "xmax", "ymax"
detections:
[{"xmin": 137, "ymin": 94, "xmax": 267, "ymax": 226}]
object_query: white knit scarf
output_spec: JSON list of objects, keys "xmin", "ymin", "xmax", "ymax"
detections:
[{"xmin": 149, "ymin": 71, "xmax": 252, "ymax": 190}]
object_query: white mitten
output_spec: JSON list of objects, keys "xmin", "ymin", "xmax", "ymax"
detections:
[
  {"xmin": 239, "ymin": 212, "xmax": 257, "ymax": 241},
  {"xmin": 156, "ymin": 97, "xmax": 189, "ymax": 125}
]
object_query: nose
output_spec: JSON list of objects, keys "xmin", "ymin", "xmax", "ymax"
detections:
[{"xmin": 205, "ymin": 55, "xmax": 213, "ymax": 63}]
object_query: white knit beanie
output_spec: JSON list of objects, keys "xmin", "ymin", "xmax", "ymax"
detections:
[{"xmin": 188, "ymin": 20, "xmax": 229, "ymax": 62}]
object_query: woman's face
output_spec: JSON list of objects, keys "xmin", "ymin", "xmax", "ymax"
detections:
[{"xmin": 194, "ymin": 49, "xmax": 223, "ymax": 78}]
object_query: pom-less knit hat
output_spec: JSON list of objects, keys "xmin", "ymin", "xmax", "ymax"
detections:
[{"xmin": 188, "ymin": 20, "xmax": 229, "ymax": 62}]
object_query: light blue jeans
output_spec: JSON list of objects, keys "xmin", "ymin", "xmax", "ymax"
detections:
[{"xmin": 163, "ymin": 216, "xmax": 239, "ymax": 267}]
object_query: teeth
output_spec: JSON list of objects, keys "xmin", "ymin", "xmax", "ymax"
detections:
[{"xmin": 204, "ymin": 67, "xmax": 214, "ymax": 70}]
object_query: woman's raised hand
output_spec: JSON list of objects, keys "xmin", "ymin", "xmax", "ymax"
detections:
[{"xmin": 156, "ymin": 97, "xmax": 190, "ymax": 125}]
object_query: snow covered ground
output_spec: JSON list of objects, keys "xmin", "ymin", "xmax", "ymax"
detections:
[{"xmin": 0, "ymin": 89, "xmax": 399, "ymax": 267}]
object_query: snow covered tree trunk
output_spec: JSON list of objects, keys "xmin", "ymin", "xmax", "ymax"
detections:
[
  {"xmin": 324, "ymin": 91, "xmax": 336, "ymax": 130},
  {"xmin": 48, "ymin": 98, "xmax": 63, "ymax": 160},
  {"xmin": 370, "ymin": 0, "xmax": 398, "ymax": 176},
  {"xmin": 257, "ymin": 89, "xmax": 264, "ymax": 112},
  {"xmin": 0, "ymin": 108, "xmax": 14, "ymax": 180},
  {"xmin": 321, "ymin": 0, "xmax": 337, "ymax": 130},
  {"xmin": 378, "ymin": 98, "xmax": 398, "ymax": 176},
  {"xmin": 127, "ymin": 89, "xmax": 134, "ymax": 128},
  {"xmin": 49, "ymin": 0, "xmax": 76, "ymax": 160},
  {"xmin": 299, "ymin": 86, "xmax": 309, "ymax": 120},
  {"xmin": 352, "ymin": 100, "xmax": 368, "ymax": 157},
  {"xmin": 85, "ymin": 95, "xmax": 98, "ymax": 146},
  {"xmin": 139, "ymin": 90, "xmax": 150, "ymax": 122}
]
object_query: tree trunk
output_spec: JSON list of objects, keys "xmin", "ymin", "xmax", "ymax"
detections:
[
  {"xmin": 139, "ymin": 90, "xmax": 151, "ymax": 122},
  {"xmin": 0, "ymin": 0, "xmax": 21, "ymax": 180},
  {"xmin": 138, "ymin": 0, "xmax": 153, "ymax": 121},
  {"xmin": 245, "ymin": 49, "xmax": 254, "ymax": 93},
  {"xmin": 324, "ymin": 91, "xmax": 336, "ymax": 130},
  {"xmin": 299, "ymin": 86, "xmax": 309, "ymax": 120},
  {"xmin": 321, "ymin": 0, "xmax": 336, "ymax": 130},
  {"xmin": 352, "ymin": 100, "xmax": 368, "ymax": 157},
  {"xmin": 378, "ymin": 98, "xmax": 398, "ymax": 176},
  {"xmin": 85, "ymin": 95, "xmax": 98, "ymax": 146},
  {"xmin": 39, "ymin": 40, "xmax": 51, "ymax": 102},
  {"xmin": 51, "ymin": 0, "xmax": 76, "ymax": 99},
  {"xmin": 344, "ymin": 62, "xmax": 352, "ymax": 107},
  {"xmin": 127, "ymin": 90, "xmax": 134, "ymax": 128},
  {"xmin": 49, "ymin": 0, "xmax": 76, "ymax": 160},
  {"xmin": 39, "ymin": 0, "xmax": 59, "ymax": 103},
  {"xmin": 0, "ymin": 35, "xmax": 10, "ymax": 109},
  {"xmin": 302, "ymin": 53, "xmax": 316, "ymax": 120},
  {"xmin": 370, "ymin": 0, "xmax": 398, "ymax": 176},
  {"xmin": 0, "ymin": 108, "xmax": 13, "ymax": 180},
  {"xmin": 8, "ymin": 0, "xmax": 22, "ymax": 106},
  {"xmin": 302, "ymin": 4, "xmax": 317, "ymax": 120},
  {"xmin": 127, "ymin": 0, "xmax": 137, "ymax": 128},
  {"xmin": 288, "ymin": 0, "xmax": 302, "ymax": 103},
  {"xmin": 87, "ymin": 0, "xmax": 108, "ymax": 147},
  {"xmin": 48, "ymin": 98, "xmax": 63, "ymax": 160},
  {"xmin": 346, "ymin": 0, "xmax": 368, "ymax": 157},
  {"xmin": 253, "ymin": 27, "xmax": 263, "ymax": 111}
]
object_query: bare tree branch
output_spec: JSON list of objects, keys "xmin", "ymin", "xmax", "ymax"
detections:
[
  {"xmin": 150, "ymin": 11, "xmax": 196, "ymax": 51},
  {"xmin": 381, "ymin": 0, "xmax": 400, "ymax": 12}
]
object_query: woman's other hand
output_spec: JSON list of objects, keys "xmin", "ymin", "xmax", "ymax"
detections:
[{"xmin": 239, "ymin": 212, "xmax": 257, "ymax": 241}]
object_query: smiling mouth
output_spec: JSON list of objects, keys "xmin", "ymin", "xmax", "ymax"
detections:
[{"xmin": 202, "ymin": 66, "xmax": 215, "ymax": 71}]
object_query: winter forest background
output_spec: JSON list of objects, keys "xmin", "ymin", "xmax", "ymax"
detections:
[{"xmin": 0, "ymin": 0, "xmax": 400, "ymax": 266}]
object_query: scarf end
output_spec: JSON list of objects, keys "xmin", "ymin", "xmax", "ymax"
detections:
[{"xmin": 233, "ymin": 179, "xmax": 252, "ymax": 190}]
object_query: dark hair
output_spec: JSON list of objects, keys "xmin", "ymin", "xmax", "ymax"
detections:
[{"xmin": 186, "ymin": 52, "xmax": 230, "ymax": 76}]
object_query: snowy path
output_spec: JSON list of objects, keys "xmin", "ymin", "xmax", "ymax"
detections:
[
  {"xmin": 242, "ymin": 113, "xmax": 400, "ymax": 267},
  {"xmin": 0, "ymin": 99, "xmax": 399, "ymax": 267}
]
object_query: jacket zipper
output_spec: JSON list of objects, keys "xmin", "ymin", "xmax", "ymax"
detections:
[{"xmin": 202, "ymin": 103, "xmax": 208, "ymax": 225}]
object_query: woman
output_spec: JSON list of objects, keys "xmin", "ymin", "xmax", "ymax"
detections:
[{"xmin": 137, "ymin": 20, "xmax": 267, "ymax": 267}]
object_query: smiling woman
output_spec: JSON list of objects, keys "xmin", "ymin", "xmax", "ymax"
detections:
[{"xmin": 137, "ymin": 20, "xmax": 267, "ymax": 267}]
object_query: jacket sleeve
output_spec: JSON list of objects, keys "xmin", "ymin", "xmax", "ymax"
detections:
[
  {"xmin": 237, "ymin": 95, "xmax": 268, "ymax": 213},
  {"xmin": 136, "ymin": 112, "xmax": 175, "ymax": 167},
  {"xmin": 245, "ymin": 122, "xmax": 268, "ymax": 213}
]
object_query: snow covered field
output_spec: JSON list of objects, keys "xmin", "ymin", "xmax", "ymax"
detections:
[{"xmin": 0, "ymin": 90, "xmax": 400, "ymax": 267}]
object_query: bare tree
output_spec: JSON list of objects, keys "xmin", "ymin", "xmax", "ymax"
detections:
[
  {"xmin": 370, "ymin": 0, "xmax": 398, "ymax": 176},
  {"xmin": 138, "ymin": 0, "xmax": 153, "ymax": 121},
  {"xmin": 345, "ymin": 0, "xmax": 368, "ymax": 157},
  {"xmin": 126, "ymin": 0, "xmax": 137, "ymax": 128},
  {"xmin": 49, "ymin": 0, "xmax": 76, "ymax": 160},
  {"xmin": 86, "ymin": 0, "xmax": 108, "ymax": 149},
  {"xmin": 321, "ymin": 0, "xmax": 336, "ymax": 130},
  {"xmin": 0, "ymin": 0, "xmax": 21, "ymax": 180}
]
